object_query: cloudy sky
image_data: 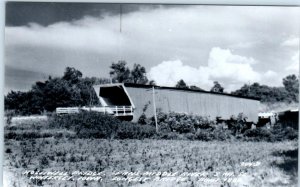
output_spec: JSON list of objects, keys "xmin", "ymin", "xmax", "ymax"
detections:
[{"xmin": 5, "ymin": 2, "xmax": 299, "ymax": 93}]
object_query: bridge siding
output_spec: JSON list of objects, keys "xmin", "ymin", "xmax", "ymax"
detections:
[{"xmin": 125, "ymin": 87, "xmax": 259, "ymax": 122}]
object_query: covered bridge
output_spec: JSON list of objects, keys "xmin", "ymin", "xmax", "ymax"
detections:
[{"xmin": 93, "ymin": 83, "xmax": 259, "ymax": 122}]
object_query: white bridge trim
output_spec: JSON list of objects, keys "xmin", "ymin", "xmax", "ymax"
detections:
[{"xmin": 56, "ymin": 106, "xmax": 134, "ymax": 116}]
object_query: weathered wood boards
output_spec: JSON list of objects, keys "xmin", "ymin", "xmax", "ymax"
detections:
[{"xmin": 125, "ymin": 85, "xmax": 259, "ymax": 122}]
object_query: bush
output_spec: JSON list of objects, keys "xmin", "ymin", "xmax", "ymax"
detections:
[
  {"xmin": 157, "ymin": 131, "xmax": 197, "ymax": 140},
  {"xmin": 49, "ymin": 111, "xmax": 120, "ymax": 137},
  {"xmin": 225, "ymin": 113, "xmax": 249, "ymax": 135},
  {"xmin": 4, "ymin": 131, "xmax": 53, "ymax": 140},
  {"xmin": 195, "ymin": 129, "xmax": 214, "ymax": 141},
  {"xmin": 116, "ymin": 122, "xmax": 156, "ymax": 139},
  {"xmin": 193, "ymin": 115, "xmax": 215, "ymax": 129},
  {"xmin": 44, "ymin": 111, "xmax": 298, "ymax": 141},
  {"xmin": 271, "ymin": 124, "xmax": 298, "ymax": 141},
  {"xmin": 137, "ymin": 113, "xmax": 147, "ymax": 125},
  {"xmin": 243, "ymin": 123, "xmax": 298, "ymax": 142},
  {"xmin": 243, "ymin": 128, "xmax": 275, "ymax": 142},
  {"xmin": 145, "ymin": 112, "xmax": 215, "ymax": 134},
  {"xmin": 184, "ymin": 133, "xmax": 196, "ymax": 140},
  {"xmin": 281, "ymin": 127, "xmax": 298, "ymax": 140},
  {"xmin": 48, "ymin": 111, "xmax": 156, "ymax": 139},
  {"xmin": 211, "ymin": 126, "xmax": 233, "ymax": 141}
]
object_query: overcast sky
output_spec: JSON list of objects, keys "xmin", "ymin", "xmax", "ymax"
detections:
[{"xmin": 5, "ymin": 2, "xmax": 300, "ymax": 93}]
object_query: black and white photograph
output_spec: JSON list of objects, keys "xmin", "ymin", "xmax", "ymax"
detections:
[{"xmin": 3, "ymin": 2, "xmax": 299, "ymax": 187}]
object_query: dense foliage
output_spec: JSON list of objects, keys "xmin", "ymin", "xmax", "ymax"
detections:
[
  {"xmin": 109, "ymin": 61, "xmax": 149, "ymax": 84},
  {"xmin": 4, "ymin": 111, "xmax": 296, "ymax": 143},
  {"xmin": 138, "ymin": 112, "xmax": 297, "ymax": 142},
  {"xmin": 48, "ymin": 111, "xmax": 156, "ymax": 139},
  {"xmin": 210, "ymin": 81, "xmax": 224, "ymax": 93},
  {"xmin": 175, "ymin": 80, "xmax": 204, "ymax": 90},
  {"xmin": 5, "ymin": 63, "xmax": 153, "ymax": 115},
  {"xmin": 5, "ymin": 67, "xmax": 109, "ymax": 115},
  {"xmin": 4, "ymin": 110, "xmax": 298, "ymax": 142},
  {"xmin": 231, "ymin": 75, "xmax": 299, "ymax": 103},
  {"xmin": 175, "ymin": 79, "xmax": 189, "ymax": 89}
]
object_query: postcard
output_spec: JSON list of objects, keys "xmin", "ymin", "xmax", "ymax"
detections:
[{"xmin": 3, "ymin": 2, "xmax": 299, "ymax": 187}]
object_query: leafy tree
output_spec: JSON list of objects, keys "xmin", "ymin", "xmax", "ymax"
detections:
[
  {"xmin": 176, "ymin": 79, "xmax": 188, "ymax": 89},
  {"xmin": 149, "ymin": 80, "xmax": 156, "ymax": 86},
  {"xmin": 231, "ymin": 74, "xmax": 299, "ymax": 103},
  {"xmin": 210, "ymin": 81, "xmax": 224, "ymax": 93},
  {"xmin": 283, "ymin": 74, "xmax": 299, "ymax": 102},
  {"xmin": 5, "ymin": 91, "xmax": 28, "ymax": 111},
  {"xmin": 42, "ymin": 78, "xmax": 80, "ymax": 111},
  {"xmin": 190, "ymin": 85, "xmax": 204, "ymax": 91},
  {"xmin": 4, "ymin": 67, "xmax": 110, "ymax": 114},
  {"xmin": 62, "ymin": 67, "xmax": 83, "ymax": 84},
  {"xmin": 130, "ymin": 63, "xmax": 148, "ymax": 84},
  {"xmin": 5, "ymin": 91, "xmax": 41, "ymax": 115},
  {"xmin": 109, "ymin": 61, "xmax": 149, "ymax": 84},
  {"xmin": 283, "ymin": 74, "xmax": 299, "ymax": 92},
  {"xmin": 231, "ymin": 83, "xmax": 291, "ymax": 103},
  {"xmin": 77, "ymin": 77, "xmax": 107, "ymax": 106},
  {"xmin": 109, "ymin": 61, "xmax": 131, "ymax": 83}
]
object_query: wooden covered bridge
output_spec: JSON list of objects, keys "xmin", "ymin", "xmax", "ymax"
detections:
[{"xmin": 89, "ymin": 83, "xmax": 259, "ymax": 122}]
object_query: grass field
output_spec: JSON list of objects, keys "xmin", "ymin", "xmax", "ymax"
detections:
[{"xmin": 3, "ymin": 116, "xmax": 298, "ymax": 187}]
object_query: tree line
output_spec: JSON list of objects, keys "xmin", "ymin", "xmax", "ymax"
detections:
[
  {"xmin": 5, "ymin": 61, "xmax": 299, "ymax": 115},
  {"xmin": 176, "ymin": 75, "xmax": 298, "ymax": 103}
]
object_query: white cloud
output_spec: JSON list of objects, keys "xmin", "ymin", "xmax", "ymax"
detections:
[
  {"xmin": 263, "ymin": 70, "xmax": 277, "ymax": 78},
  {"xmin": 285, "ymin": 52, "xmax": 299, "ymax": 72},
  {"xmin": 149, "ymin": 47, "xmax": 265, "ymax": 91},
  {"xmin": 6, "ymin": 17, "xmax": 121, "ymax": 54},
  {"xmin": 5, "ymin": 5, "xmax": 299, "ymax": 91},
  {"xmin": 229, "ymin": 41, "xmax": 262, "ymax": 49},
  {"xmin": 148, "ymin": 60, "xmax": 211, "ymax": 88},
  {"xmin": 281, "ymin": 36, "xmax": 299, "ymax": 74},
  {"xmin": 260, "ymin": 70, "xmax": 280, "ymax": 87},
  {"xmin": 208, "ymin": 47, "xmax": 259, "ymax": 83},
  {"xmin": 281, "ymin": 37, "xmax": 299, "ymax": 48}
]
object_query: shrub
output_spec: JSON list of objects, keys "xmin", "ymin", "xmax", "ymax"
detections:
[
  {"xmin": 157, "ymin": 132, "xmax": 186, "ymax": 140},
  {"xmin": 137, "ymin": 113, "xmax": 147, "ymax": 125},
  {"xmin": 243, "ymin": 128, "xmax": 275, "ymax": 142},
  {"xmin": 193, "ymin": 115, "xmax": 215, "ymax": 129},
  {"xmin": 167, "ymin": 113, "xmax": 197, "ymax": 133},
  {"xmin": 184, "ymin": 133, "xmax": 196, "ymax": 140},
  {"xmin": 138, "ymin": 102, "xmax": 151, "ymax": 125},
  {"xmin": 271, "ymin": 125, "xmax": 298, "ymax": 141},
  {"xmin": 211, "ymin": 126, "xmax": 233, "ymax": 141},
  {"xmin": 48, "ymin": 111, "xmax": 156, "ymax": 139},
  {"xmin": 49, "ymin": 111, "xmax": 120, "ymax": 138},
  {"xmin": 281, "ymin": 127, "xmax": 298, "ymax": 140},
  {"xmin": 145, "ymin": 112, "xmax": 215, "ymax": 133},
  {"xmin": 115, "ymin": 121, "xmax": 156, "ymax": 139},
  {"xmin": 195, "ymin": 129, "xmax": 214, "ymax": 141},
  {"xmin": 5, "ymin": 131, "xmax": 52, "ymax": 140},
  {"xmin": 45, "ymin": 111, "xmax": 298, "ymax": 141},
  {"xmin": 194, "ymin": 125, "xmax": 234, "ymax": 141},
  {"xmin": 226, "ymin": 113, "xmax": 249, "ymax": 135}
]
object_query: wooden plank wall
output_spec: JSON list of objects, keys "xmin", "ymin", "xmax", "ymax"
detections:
[{"xmin": 125, "ymin": 87, "xmax": 259, "ymax": 122}]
